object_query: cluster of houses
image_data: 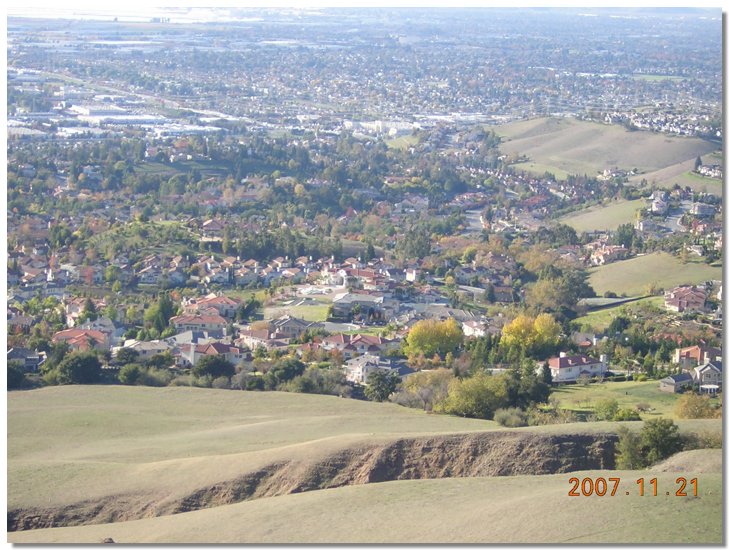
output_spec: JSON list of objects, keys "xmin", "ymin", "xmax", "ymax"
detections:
[{"xmin": 660, "ymin": 344, "xmax": 723, "ymax": 394}]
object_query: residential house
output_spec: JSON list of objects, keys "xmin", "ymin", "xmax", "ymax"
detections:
[
  {"xmin": 201, "ymin": 219, "xmax": 224, "ymax": 238},
  {"xmin": 180, "ymin": 342, "xmax": 248, "ymax": 367},
  {"xmin": 114, "ymin": 339, "xmax": 172, "ymax": 361},
  {"xmin": 52, "ymin": 328, "xmax": 109, "ymax": 351},
  {"xmin": 7, "ymin": 347, "xmax": 46, "ymax": 372},
  {"xmin": 547, "ymin": 352, "xmax": 607, "ymax": 383},
  {"xmin": 659, "ymin": 372, "xmax": 694, "ymax": 393},
  {"xmin": 270, "ymin": 315, "xmax": 314, "ymax": 339},
  {"xmin": 344, "ymin": 354, "xmax": 412, "ymax": 385},
  {"xmin": 664, "ymin": 286, "xmax": 707, "ymax": 313},
  {"xmin": 692, "ymin": 359, "xmax": 722, "ymax": 392},
  {"xmin": 184, "ymin": 294, "xmax": 240, "ymax": 319},
  {"xmin": 169, "ymin": 314, "xmax": 228, "ymax": 336},
  {"xmin": 673, "ymin": 344, "xmax": 722, "ymax": 370}
]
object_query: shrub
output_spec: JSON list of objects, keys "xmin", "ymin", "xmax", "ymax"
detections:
[
  {"xmin": 526, "ymin": 405, "xmax": 579, "ymax": 425},
  {"xmin": 494, "ymin": 407, "xmax": 528, "ymax": 427},
  {"xmin": 169, "ymin": 374, "xmax": 195, "ymax": 387},
  {"xmin": 211, "ymin": 376, "xmax": 231, "ymax": 389},
  {"xmin": 634, "ymin": 374, "xmax": 648, "ymax": 382},
  {"xmin": 681, "ymin": 430, "xmax": 723, "ymax": 451},
  {"xmin": 593, "ymin": 398, "xmax": 620, "ymax": 421},
  {"xmin": 675, "ymin": 393, "xmax": 720, "ymax": 419},
  {"xmin": 140, "ymin": 367, "xmax": 173, "ymax": 387},
  {"xmin": 118, "ymin": 363, "xmax": 143, "ymax": 385},
  {"xmin": 613, "ymin": 408, "xmax": 641, "ymax": 421}
]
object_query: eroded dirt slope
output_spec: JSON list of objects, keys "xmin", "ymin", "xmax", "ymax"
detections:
[{"xmin": 8, "ymin": 430, "xmax": 616, "ymax": 531}]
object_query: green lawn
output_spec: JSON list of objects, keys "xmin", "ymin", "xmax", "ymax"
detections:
[
  {"xmin": 588, "ymin": 252, "xmax": 722, "ymax": 297},
  {"xmin": 573, "ymin": 296, "xmax": 663, "ymax": 332},
  {"xmin": 560, "ymin": 199, "xmax": 645, "ymax": 233},
  {"xmin": 385, "ymin": 133, "xmax": 420, "ymax": 151},
  {"xmin": 552, "ymin": 380, "xmax": 687, "ymax": 419},
  {"xmin": 10, "ymin": 471, "xmax": 722, "ymax": 543},
  {"xmin": 264, "ymin": 303, "xmax": 331, "ymax": 322}
]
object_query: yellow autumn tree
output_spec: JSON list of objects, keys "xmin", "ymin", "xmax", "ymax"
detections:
[
  {"xmin": 500, "ymin": 312, "xmax": 561, "ymax": 359},
  {"xmin": 404, "ymin": 317, "xmax": 464, "ymax": 362}
]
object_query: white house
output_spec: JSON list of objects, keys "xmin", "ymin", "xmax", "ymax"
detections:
[{"xmin": 547, "ymin": 352, "xmax": 607, "ymax": 383}]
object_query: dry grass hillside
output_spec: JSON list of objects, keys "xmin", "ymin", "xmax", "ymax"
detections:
[
  {"xmin": 495, "ymin": 117, "xmax": 719, "ymax": 181},
  {"xmin": 7, "ymin": 385, "xmax": 723, "ymax": 543}
]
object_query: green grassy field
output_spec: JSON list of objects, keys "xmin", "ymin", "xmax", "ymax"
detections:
[
  {"xmin": 588, "ymin": 252, "xmax": 722, "ymax": 297},
  {"xmin": 385, "ymin": 133, "xmax": 421, "ymax": 151},
  {"xmin": 495, "ymin": 117, "xmax": 719, "ymax": 179},
  {"xmin": 9, "ymin": 470, "xmax": 722, "ymax": 543},
  {"xmin": 560, "ymin": 199, "xmax": 645, "ymax": 232},
  {"xmin": 573, "ymin": 296, "xmax": 663, "ymax": 332},
  {"xmin": 264, "ymin": 302, "xmax": 331, "ymax": 322},
  {"xmin": 552, "ymin": 380, "xmax": 684, "ymax": 419}
]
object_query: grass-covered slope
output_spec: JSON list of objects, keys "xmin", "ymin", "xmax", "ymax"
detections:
[
  {"xmin": 495, "ymin": 117, "xmax": 719, "ymax": 179},
  {"xmin": 588, "ymin": 252, "xmax": 722, "ymax": 297},
  {"xmin": 8, "ymin": 386, "xmax": 495, "ymax": 510},
  {"xmin": 9, "ymin": 470, "xmax": 722, "ymax": 543}
]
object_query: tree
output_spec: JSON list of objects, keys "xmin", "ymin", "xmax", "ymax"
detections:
[
  {"xmin": 395, "ymin": 368, "xmax": 453, "ymax": 411},
  {"xmin": 403, "ymin": 318, "xmax": 464, "ymax": 361},
  {"xmin": 675, "ymin": 393, "xmax": 718, "ymax": 419},
  {"xmin": 613, "ymin": 223, "xmax": 636, "ymax": 249},
  {"xmin": 263, "ymin": 358, "xmax": 306, "ymax": 390},
  {"xmin": 641, "ymin": 418, "xmax": 683, "ymax": 465},
  {"xmin": 593, "ymin": 398, "xmax": 620, "ymax": 421},
  {"xmin": 192, "ymin": 355, "xmax": 235, "ymax": 379},
  {"xmin": 115, "ymin": 348, "xmax": 140, "ymax": 365},
  {"xmin": 615, "ymin": 426, "xmax": 645, "ymax": 469},
  {"xmin": 8, "ymin": 362, "xmax": 26, "ymax": 389},
  {"xmin": 364, "ymin": 369, "xmax": 401, "ymax": 402},
  {"xmin": 118, "ymin": 363, "xmax": 143, "ymax": 385},
  {"xmin": 54, "ymin": 352, "xmax": 102, "ymax": 384},
  {"xmin": 437, "ymin": 372, "xmax": 510, "ymax": 419},
  {"xmin": 77, "ymin": 297, "xmax": 98, "ymax": 324},
  {"xmin": 694, "ymin": 155, "xmax": 702, "ymax": 171}
]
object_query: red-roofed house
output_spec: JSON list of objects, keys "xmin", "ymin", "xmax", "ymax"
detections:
[
  {"xmin": 52, "ymin": 328, "xmax": 109, "ymax": 351},
  {"xmin": 547, "ymin": 352, "xmax": 607, "ymax": 383},
  {"xmin": 664, "ymin": 286, "xmax": 707, "ymax": 313}
]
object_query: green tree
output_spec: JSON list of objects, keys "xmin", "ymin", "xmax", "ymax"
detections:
[
  {"xmin": 593, "ymin": 398, "xmax": 620, "ymax": 421},
  {"xmin": 364, "ymin": 369, "xmax": 401, "ymax": 402},
  {"xmin": 7, "ymin": 362, "xmax": 26, "ymax": 389},
  {"xmin": 77, "ymin": 297, "xmax": 98, "ymax": 324},
  {"xmin": 615, "ymin": 426, "xmax": 645, "ymax": 469},
  {"xmin": 641, "ymin": 418, "xmax": 683, "ymax": 465},
  {"xmin": 54, "ymin": 352, "xmax": 102, "ymax": 384},
  {"xmin": 118, "ymin": 363, "xmax": 143, "ymax": 385},
  {"xmin": 115, "ymin": 348, "xmax": 140, "ymax": 365},
  {"xmin": 437, "ymin": 372, "xmax": 510, "ymax": 419},
  {"xmin": 263, "ymin": 358, "xmax": 306, "ymax": 389},
  {"xmin": 192, "ymin": 355, "xmax": 235, "ymax": 379}
]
